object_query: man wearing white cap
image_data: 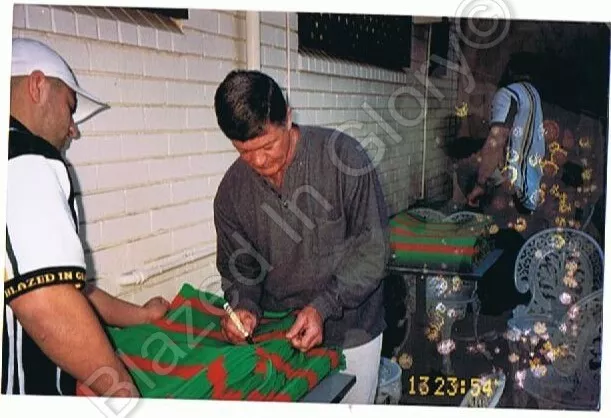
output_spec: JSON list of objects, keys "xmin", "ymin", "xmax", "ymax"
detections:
[{"xmin": 3, "ymin": 37, "xmax": 170, "ymax": 397}]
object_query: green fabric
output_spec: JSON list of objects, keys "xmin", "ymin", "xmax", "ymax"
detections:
[
  {"xmin": 388, "ymin": 211, "xmax": 493, "ymax": 270},
  {"xmin": 106, "ymin": 283, "xmax": 345, "ymax": 401}
]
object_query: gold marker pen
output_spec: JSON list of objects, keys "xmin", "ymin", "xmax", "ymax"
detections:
[{"xmin": 223, "ymin": 302, "xmax": 255, "ymax": 344}]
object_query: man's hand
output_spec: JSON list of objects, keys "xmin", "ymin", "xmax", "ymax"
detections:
[
  {"xmin": 86, "ymin": 287, "xmax": 171, "ymax": 327},
  {"xmin": 220, "ymin": 309, "xmax": 257, "ymax": 344},
  {"xmin": 467, "ymin": 184, "xmax": 486, "ymax": 207},
  {"xmin": 142, "ymin": 296, "xmax": 170, "ymax": 322},
  {"xmin": 286, "ymin": 306, "xmax": 323, "ymax": 352}
]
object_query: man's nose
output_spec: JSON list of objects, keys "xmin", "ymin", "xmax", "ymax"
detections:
[
  {"xmin": 253, "ymin": 152, "xmax": 266, "ymax": 167},
  {"xmin": 68, "ymin": 119, "xmax": 80, "ymax": 140}
]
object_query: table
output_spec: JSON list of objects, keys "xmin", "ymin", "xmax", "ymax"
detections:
[
  {"xmin": 387, "ymin": 248, "xmax": 503, "ymax": 376},
  {"xmin": 301, "ymin": 372, "xmax": 356, "ymax": 403}
]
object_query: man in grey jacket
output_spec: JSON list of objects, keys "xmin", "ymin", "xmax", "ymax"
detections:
[{"xmin": 213, "ymin": 69, "xmax": 389, "ymax": 404}]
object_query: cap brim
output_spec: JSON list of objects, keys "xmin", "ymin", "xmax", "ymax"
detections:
[{"xmin": 69, "ymin": 82, "xmax": 110, "ymax": 125}]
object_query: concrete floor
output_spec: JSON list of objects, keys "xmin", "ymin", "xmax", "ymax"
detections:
[
  {"xmin": 382, "ymin": 309, "xmax": 598, "ymax": 410},
  {"xmin": 394, "ymin": 310, "xmax": 520, "ymax": 408}
]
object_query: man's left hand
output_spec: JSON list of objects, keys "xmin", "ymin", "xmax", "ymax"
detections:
[
  {"xmin": 142, "ymin": 296, "xmax": 171, "ymax": 322},
  {"xmin": 286, "ymin": 306, "xmax": 323, "ymax": 352}
]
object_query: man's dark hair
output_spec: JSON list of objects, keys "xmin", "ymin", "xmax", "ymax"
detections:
[
  {"xmin": 214, "ymin": 70, "xmax": 288, "ymax": 141},
  {"xmin": 498, "ymin": 52, "xmax": 539, "ymax": 87}
]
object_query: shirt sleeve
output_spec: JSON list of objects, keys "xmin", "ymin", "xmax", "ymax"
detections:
[
  {"xmin": 214, "ymin": 189, "xmax": 264, "ymax": 320},
  {"xmin": 490, "ymin": 87, "xmax": 518, "ymax": 127},
  {"xmin": 4, "ymin": 155, "xmax": 86, "ymax": 303}
]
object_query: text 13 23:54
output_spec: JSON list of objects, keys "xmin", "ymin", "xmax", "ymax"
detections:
[{"xmin": 407, "ymin": 375, "xmax": 495, "ymax": 397}]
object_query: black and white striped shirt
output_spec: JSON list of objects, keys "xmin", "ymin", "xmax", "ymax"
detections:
[{"xmin": 2, "ymin": 117, "xmax": 87, "ymax": 396}]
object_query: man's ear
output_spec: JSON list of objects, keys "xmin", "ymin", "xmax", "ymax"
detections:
[{"xmin": 26, "ymin": 70, "xmax": 48, "ymax": 105}]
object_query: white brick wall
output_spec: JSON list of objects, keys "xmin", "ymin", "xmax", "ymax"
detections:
[
  {"xmin": 12, "ymin": 5, "xmax": 458, "ymax": 303},
  {"xmin": 260, "ymin": 12, "xmax": 457, "ymax": 215},
  {"xmin": 12, "ymin": 5, "xmax": 243, "ymax": 302}
]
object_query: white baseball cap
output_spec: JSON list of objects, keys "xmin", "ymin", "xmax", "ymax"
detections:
[{"xmin": 11, "ymin": 37, "xmax": 109, "ymax": 124}]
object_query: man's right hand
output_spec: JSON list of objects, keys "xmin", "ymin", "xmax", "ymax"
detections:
[
  {"xmin": 220, "ymin": 309, "xmax": 257, "ymax": 344},
  {"xmin": 467, "ymin": 184, "xmax": 486, "ymax": 207}
]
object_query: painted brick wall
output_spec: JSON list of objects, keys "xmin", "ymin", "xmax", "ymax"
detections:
[
  {"xmin": 11, "ymin": 5, "xmax": 243, "ymax": 302},
  {"xmin": 259, "ymin": 12, "xmax": 458, "ymax": 215},
  {"xmin": 11, "ymin": 5, "xmax": 458, "ymax": 303}
]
